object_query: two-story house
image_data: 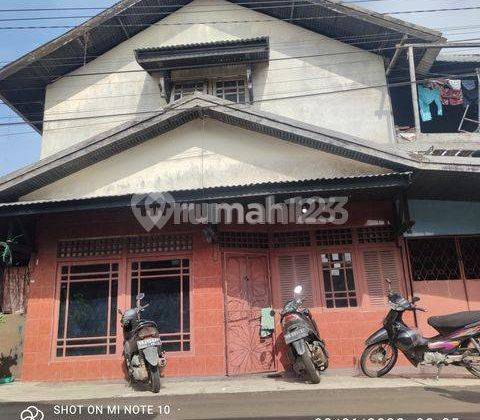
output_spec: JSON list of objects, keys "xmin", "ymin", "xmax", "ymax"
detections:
[{"xmin": 0, "ymin": 0, "xmax": 479, "ymax": 382}]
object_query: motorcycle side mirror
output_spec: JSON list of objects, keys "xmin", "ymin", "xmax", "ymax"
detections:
[
  {"xmin": 136, "ymin": 293, "xmax": 145, "ymax": 301},
  {"xmin": 412, "ymin": 296, "xmax": 421, "ymax": 303},
  {"xmin": 293, "ymin": 285, "xmax": 303, "ymax": 296}
]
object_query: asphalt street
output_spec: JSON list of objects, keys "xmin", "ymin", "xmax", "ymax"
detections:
[{"xmin": 1, "ymin": 386, "xmax": 479, "ymax": 420}]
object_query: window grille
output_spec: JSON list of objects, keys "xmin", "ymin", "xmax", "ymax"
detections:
[
  {"xmin": 57, "ymin": 237, "xmax": 123, "ymax": 258},
  {"xmin": 172, "ymin": 81, "xmax": 205, "ymax": 101},
  {"xmin": 358, "ymin": 226, "xmax": 395, "ymax": 244},
  {"xmin": 320, "ymin": 252, "xmax": 357, "ymax": 308},
  {"xmin": 57, "ymin": 234, "xmax": 192, "ymax": 258},
  {"xmin": 271, "ymin": 231, "xmax": 311, "ymax": 248},
  {"xmin": 219, "ymin": 231, "xmax": 269, "ymax": 249},
  {"xmin": 127, "ymin": 234, "xmax": 192, "ymax": 254},
  {"xmin": 56, "ymin": 262, "xmax": 119, "ymax": 357},
  {"xmin": 459, "ymin": 237, "xmax": 480, "ymax": 279},
  {"xmin": 408, "ymin": 238, "xmax": 460, "ymax": 281},
  {"xmin": 130, "ymin": 259, "xmax": 191, "ymax": 352},
  {"xmin": 215, "ymin": 79, "xmax": 246, "ymax": 103},
  {"xmin": 316, "ymin": 229, "xmax": 353, "ymax": 246}
]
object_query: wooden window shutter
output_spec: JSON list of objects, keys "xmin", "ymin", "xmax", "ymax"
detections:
[
  {"xmin": 363, "ymin": 249, "xmax": 402, "ymax": 307},
  {"xmin": 277, "ymin": 254, "xmax": 314, "ymax": 307}
]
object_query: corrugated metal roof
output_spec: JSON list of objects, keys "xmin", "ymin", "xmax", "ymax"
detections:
[
  {"xmin": 136, "ymin": 36, "xmax": 269, "ymax": 53},
  {"xmin": 0, "ymin": 0, "xmax": 444, "ymax": 133},
  {"xmin": 0, "ymin": 172, "xmax": 412, "ymax": 217},
  {"xmin": 436, "ymin": 53, "xmax": 480, "ymax": 63},
  {"xmin": 135, "ymin": 37, "xmax": 270, "ymax": 73}
]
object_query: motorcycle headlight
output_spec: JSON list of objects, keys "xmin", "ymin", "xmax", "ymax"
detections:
[{"xmin": 137, "ymin": 326, "xmax": 158, "ymax": 339}]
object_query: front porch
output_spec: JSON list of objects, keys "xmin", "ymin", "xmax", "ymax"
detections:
[{"xmin": 4, "ymin": 191, "xmax": 414, "ymax": 382}]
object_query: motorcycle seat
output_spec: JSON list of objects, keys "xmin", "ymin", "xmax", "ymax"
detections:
[{"xmin": 428, "ymin": 311, "xmax": 480, "ymax": 333}]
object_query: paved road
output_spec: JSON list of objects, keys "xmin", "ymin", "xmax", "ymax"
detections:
[{"xmin": 1, "ymin": 386, "xmax": 479, "ymax": 420}]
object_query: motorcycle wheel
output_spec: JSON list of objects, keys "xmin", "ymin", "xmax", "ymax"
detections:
[
  {"xmin": 300, "ymin": 345, "xmax": 321, "ymax": 384},
  {"xmin": 360, "ymin": 341, "xmax": 398, "ymax": 378},
  {"xmin": 148, "ymin": 365, "xmax": 161, "ymax": 393},
  {"xmin": 463, "ymin": 345, "xmax": 480, "ymax": 378}
]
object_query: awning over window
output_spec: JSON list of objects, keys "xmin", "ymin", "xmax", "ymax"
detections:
[
  {"xmin": 406, "ymin": 200, "xmax": 480, "ymax": 237},
  {"xmin": 135, "ymin": 37, "xmax": 270, "ymax": 74}
]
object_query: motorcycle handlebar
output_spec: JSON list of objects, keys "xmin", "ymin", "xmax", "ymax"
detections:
[{"xmin": 412, "ymin": 306, "xmax": 427, "ymax": 312}]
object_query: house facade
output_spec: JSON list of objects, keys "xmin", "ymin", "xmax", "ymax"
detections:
[{"xmin": 0, "ymin": 0, "xmax": 479, "ymax": 382}]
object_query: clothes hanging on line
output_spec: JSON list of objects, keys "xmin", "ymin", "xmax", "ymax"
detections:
[
  {"xmin": 426, "ymin": 79, "xmax": 464, "ymax": 107},
  {"xmin": 462, "ymin": 79, "xmax": 478, "ymax": 107},
  {"xmin": 447, "ymin": 79, "xmax": 462, "ymax": 90},
  {"xmin": 418, "ymin": 85, "xmax": 443, "ymax": 122}
]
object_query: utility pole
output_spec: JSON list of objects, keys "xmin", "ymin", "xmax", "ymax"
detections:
[{"xmin": 408, "ymin": 46, "xmax": 421, "ymax": 135}]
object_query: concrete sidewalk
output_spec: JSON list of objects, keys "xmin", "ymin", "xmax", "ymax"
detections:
[{"xmin": 0, "ymin": 367, "xmax": 479, "ymax": 403}]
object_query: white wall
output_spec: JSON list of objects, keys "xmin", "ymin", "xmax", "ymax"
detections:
[
  {"xmin": 41, "ymin": 0, "xmax": 395, "ymax": 158},
  {"xmin": 24, "ymin": 118, "xmax": 389, "ymax": 200}
]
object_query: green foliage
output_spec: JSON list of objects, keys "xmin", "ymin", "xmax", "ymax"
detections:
[
  {"xmin": 0, "ymin": 234, "xmax": 23, "ymax": 266},
  {"xmin": 0, "ymin": 313, "xmax": 6, "ymax": 326}
]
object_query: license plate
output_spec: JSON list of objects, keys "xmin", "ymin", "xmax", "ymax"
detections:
[
  {"xmin": 284, "ymin": 327, "xmax": 309, "ymax": 344},
  {"xmin": 137, "ymin": 337, "xmax": 162, "ymax": 350}
]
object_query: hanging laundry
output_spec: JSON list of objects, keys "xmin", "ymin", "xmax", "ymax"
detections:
[
  {"xmin": 462, "ymin": 79, "xmax": 478, "ymax": 107},
  {"xmin": 441, "ymin": 79, "xmax": 463, "ymax": 106},
  {"xmin": 447, "ymin": 79, "xmax": 462, "ymax": 90},
  {"xmin": 418, "ymin": 85, "xmax": 443, "ymax": 122}
]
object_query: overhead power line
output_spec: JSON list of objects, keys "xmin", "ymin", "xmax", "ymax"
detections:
[
  {"xmin": 1, "ymin": 4, "xmax": 480, "ymax": 22},
  {"xmin": 0, "ymin": 69, "xmax": 476, "ymax": 129},
  {"xmin": 0, "ymin": 0, "xmax": 462, "ymax": 13},
  {"xmin": 1, "ymin": 34, "xmax": 479, "ymax": 90},
  {"xmin": 1, "ymin": 5, "xmax": 480, "ymax": 29}
]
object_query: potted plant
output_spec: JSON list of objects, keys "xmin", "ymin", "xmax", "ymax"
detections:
[{"xmin": 0, "ymin": 314, "xmax": 15, "ymax": 384}]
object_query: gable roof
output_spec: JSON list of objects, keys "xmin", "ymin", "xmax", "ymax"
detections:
[
  {"xmin": 0, "ymin": 0, "xmax": 443, "ymax": 133},
  {"xmin": 0, "ymin": 93, "xmax": 479, "ymax": 202}
]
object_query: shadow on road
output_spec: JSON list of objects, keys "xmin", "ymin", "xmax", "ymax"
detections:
[{"xmin": 424, "ymin": 386, "xmax": 480, "ymax": 404}]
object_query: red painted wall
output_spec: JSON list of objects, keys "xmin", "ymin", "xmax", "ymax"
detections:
[
  {"xmin": 22, "ymin": 211, "xmax": 226, "ymax": 381},
  {"xmin": 21, "ymin": 203, "xmax": 413, "ymax": 381}
]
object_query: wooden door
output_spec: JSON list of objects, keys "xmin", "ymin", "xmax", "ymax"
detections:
[{"xmin": 224, "ymin": 254, "xmax": 275, "ymax": 375}]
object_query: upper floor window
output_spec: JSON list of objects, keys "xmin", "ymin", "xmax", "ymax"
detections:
[
  {"xmin": 135, "ymin": 37, "xmax": 270, "ymax": 106},
  {"xmin": 172, "ymin": 81, "xmax": 206, "ymax": 102},
  {"xmin": 215, "ymin": 79, "xmax": 246, "ymax": 103},
  {"xmin": 171, "ymin": 78, "xmax": 247, "ymax": 104}
]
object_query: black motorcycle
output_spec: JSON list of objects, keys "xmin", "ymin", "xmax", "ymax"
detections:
[
  {"xmin": 360, "ymin": 278, "xmax": 480, "ymax": 379},
  {"xmin": 119, "ymin": 293, "xmax": 167, "ymax": 393},
  {"xmin": 281, "ymin": 285, "xmax": 329, "ymax": 383}
]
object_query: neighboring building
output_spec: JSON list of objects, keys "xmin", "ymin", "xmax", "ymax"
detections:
[{"xmin": 0, "ymin": 0, "xmax": 478, "ymax": 381}]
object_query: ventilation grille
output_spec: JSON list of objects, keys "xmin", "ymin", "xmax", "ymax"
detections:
[
  {"xmin": 127, "ymin": 234, "xmax": 192, "ymax": 254},
  {"xmin": 271, "ymin": 231, "xmax": 311, "ymax": 248},
  {"xmin": 316, "ymin": 229, "xmax": 353, "ymax": 246},
  {"xmin": 358, "ymin": 226, "xmax": 395, "ymax": 244},
  {"xmin": 219, "ymin": 231, "xmax": 269, "ymax": 249},
  {"xmin": 58, "ymin": 234, "xmax": 192, "ymax": 258},
  {"xmin": 277, "ymin": 254, "xmax": 314, "ymax": 307},
  {"xmin": 57, "ymin": 237, "xmax": 124, "ymax": 258},
  {"xmin": 363, "ymin": 249, "xmax": 401, "ymax": 307}
]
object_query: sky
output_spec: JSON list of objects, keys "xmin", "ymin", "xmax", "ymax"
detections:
[{"xmin": 0, "ymin": 0, "xmax": 479, "ymax": 176}]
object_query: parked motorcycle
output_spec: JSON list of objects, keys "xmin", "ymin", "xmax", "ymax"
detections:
[
  {"xmin": 280, "ymin": 285, "xmax": 329, "ymax": 383},
  {"xmin": 360, "ymin": 278, "xmax": 480, "ymax": 379},
  {"xmin": 119, "ymin": 293, "xmax": 167, "ymax": 393}
]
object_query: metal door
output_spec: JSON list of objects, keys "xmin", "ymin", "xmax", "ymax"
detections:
[
  {"xmin": 408, "ymin": 238, "xmax": 470, "ymax": 335},
  {"xmin": 224, "ymin": 254, "xmax": 275, "ymax": 375}
]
